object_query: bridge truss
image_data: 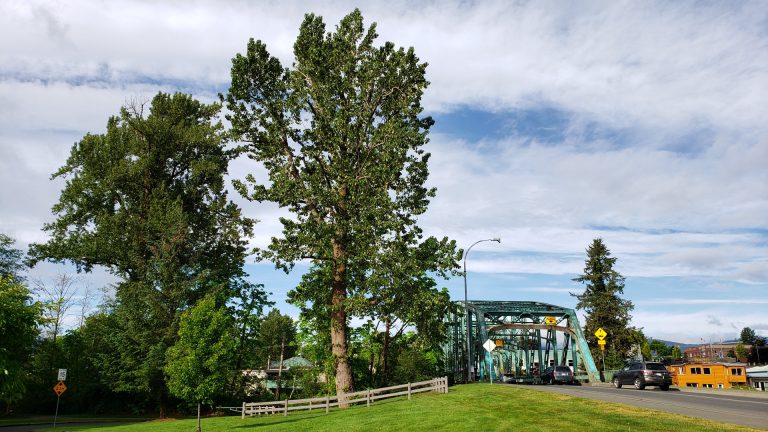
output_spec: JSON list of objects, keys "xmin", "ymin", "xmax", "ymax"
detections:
[{"xmin": 444, "ymin": 301, "xmax": 600, "ymax": 384}]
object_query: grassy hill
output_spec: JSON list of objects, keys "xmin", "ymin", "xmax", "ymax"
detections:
[{"xmin": 44, "ymin": 384, "xmax": 760, "ymax": 432}]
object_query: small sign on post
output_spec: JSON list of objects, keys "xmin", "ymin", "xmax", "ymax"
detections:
[
  {"xmin": 594, "ymin": 328, "xmax": 607, "ymax": 340},
  {"xmin": 544, "ymin": 316, "xmax": 557, "ymax": 325},
  {"xmin": 483, "ymin": 339, "xmax": 496, "ymax": 352},
  {"xmin": 58, "ymin": 369, "xmax": 67, "ymax": 381},
  {"xmin": 53, "ymin": 381, "xmax": 67, "ymax": 396}
]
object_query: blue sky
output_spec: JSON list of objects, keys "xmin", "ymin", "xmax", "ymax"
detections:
[{"xmin": 1, "ymin": 1, "xmax": 766, "ymax": 343}]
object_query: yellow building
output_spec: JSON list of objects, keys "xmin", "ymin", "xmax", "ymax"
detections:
[{"xmin": 667, "ymin": 363, "xmax": 747, "ymax": 389}]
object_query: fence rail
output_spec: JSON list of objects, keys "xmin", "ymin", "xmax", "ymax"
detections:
[{"xmin": 228, "ymin": 376, "xmax": 448, "ymax": 418}]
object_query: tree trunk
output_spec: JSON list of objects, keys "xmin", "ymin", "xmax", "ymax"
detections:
[
  {"xmin": 331, "ymin": 238, "xmax": 353, "ymax": 408},
  {"xmin": 382, "ymin": 318, "xmax": 391, "ymax": 387},
  {"xmin": 197, "ymin": 403, "xmax": 201, "ymax": 432},
  {"xmin": 276, "ymin": 334, "xmax": 285, "ymax": 400}
]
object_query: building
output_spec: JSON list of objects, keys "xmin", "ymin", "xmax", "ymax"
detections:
[
  {"xmin": 746, "ymin": 365, "xmax": 768, "ymax": 391},
  {"xmin": 667, "ymin": 363, "xmax": 747, "ymax": 389},
  {"xmin": 683, "ymin": 343, "xmax": 749, "ymax": 360}
]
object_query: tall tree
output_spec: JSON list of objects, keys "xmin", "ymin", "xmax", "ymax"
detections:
[
  {"xmin": 571, "ymin": 239, "xmax": 636, "ymax": 369},
  {"xmin": 28, "ymin": 92, "xmax": 253, "ymax": 416},
  {"xmin": 224, "ymin": 9, "xmax": 441, "ymax": 400}
]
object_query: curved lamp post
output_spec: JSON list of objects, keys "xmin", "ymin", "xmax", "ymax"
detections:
[{"xmin": 464, "ymin": 237, "xmax": 501, "ymax": 382}]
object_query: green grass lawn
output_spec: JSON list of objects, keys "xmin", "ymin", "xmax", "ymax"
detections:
[{"xmin": 34, "ymin": 384, "xmax": 761, "ymax": 432}]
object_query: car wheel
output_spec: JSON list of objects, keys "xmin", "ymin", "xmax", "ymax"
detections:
[
  {"xmin": 613, "ymin": 377, "xmax": 622, "ymax": 389},
  {"xmin": 660, "ymin": 385, "xmax": 670, "ymax": 391},
  {"xmin": 634, "ymin": 377, "xmax": 645, "ymax": 390}
]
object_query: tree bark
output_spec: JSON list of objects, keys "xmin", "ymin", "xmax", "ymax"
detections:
[
  {"xmin": 197, "ymin": 403, "xmax": 201, "ymax": 432},
  {"xmin": 331, "ymin": 238, "xmax": 353, "ymax": 408},
  {"xmin": 276, "ymin": 334, "xmax": 285, "ymax": 400},
  {"xmin": 382, "ymin": 318, "xmax": 391, "ymax": 387}
]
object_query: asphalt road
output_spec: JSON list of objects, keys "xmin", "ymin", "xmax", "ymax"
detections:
[{"xmin": 511, "ymin": 384, "xmax": 768, "ymax": 430}]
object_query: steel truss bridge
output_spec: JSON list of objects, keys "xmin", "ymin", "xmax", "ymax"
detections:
[{"xmin": 443, "ymin": 301, "xmax": 600, "ymax": 384}]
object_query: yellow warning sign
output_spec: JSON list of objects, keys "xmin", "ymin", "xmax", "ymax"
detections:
[
  {"xmin": 544, "ymin": 316, "xmax": 557, "ymax": 325},
  {"xmin": 53, "ymin": 380, "xmax": 67, "ymax": 396},
  {"xmin": 594, "ymin": 328, "xmax": 607, "ymax": 340}
]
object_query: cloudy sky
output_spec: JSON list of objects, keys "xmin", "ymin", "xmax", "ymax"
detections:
[{"xmin": 1, "ymin": 0, "xmax": 766, "ymax": 344}]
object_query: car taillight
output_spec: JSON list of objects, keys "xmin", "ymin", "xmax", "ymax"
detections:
[{"xmin": 644, "ymin": 370, "xmax": 652, "ymax": 376}]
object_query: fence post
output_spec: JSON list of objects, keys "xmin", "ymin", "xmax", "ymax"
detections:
[
  {"xmin": 284, "ymin": 400, "xmax": 288, "ymax": 417},
  {"xmin": 241, "ymin": 402, "xmax": 246, "ymax": 419},
  {"xmin": 444, "ymin": 376, "xmax": 448, "ymax": 393},
  {"xmin": 326, "ymin": 395, "xmax": 330, "ymax": 413},
  {"xmin": 367, "ymin": 389, "xmax": 371, "ymax": 407},
  {"xmin": 407, "ymin": 382, "xmax": 412, "ymax": 400},
  {"xmin": 309, "ymin": 400, "xmax": 312, "ymax": 411}
]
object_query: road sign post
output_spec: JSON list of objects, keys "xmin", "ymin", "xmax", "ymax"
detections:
[
  {"xmin": 53, "ymin": 380, "xmax": 67, "ymax": 428},
  {"xmin": 483, "ymin": 339, "xmax": 496, "ymax": 385}
]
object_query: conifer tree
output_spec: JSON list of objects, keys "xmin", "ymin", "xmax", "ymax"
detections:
[{"xmin": 572, "ymin": 239, "xmax": 636, "ymax": 369}]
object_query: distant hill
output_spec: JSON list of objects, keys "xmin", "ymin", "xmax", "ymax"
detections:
[
  {"xmin": 649, "ymin": 338, "xmax": 743, "ymax": 352},
  {"xmin": 649, "ymin": 338, "xmax": 696, "ymax": 351}
]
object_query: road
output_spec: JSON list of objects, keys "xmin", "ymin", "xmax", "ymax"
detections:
[{"xmin": 511, "ymin": 384, "xmax": 768, "ymax": 430}]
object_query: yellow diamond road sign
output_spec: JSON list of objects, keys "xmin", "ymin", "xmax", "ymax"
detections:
[
  {"xmin": 53, "ymin": 380, "xmax": 67, "ymax": 396},
  {"xmin": 594, "ymin": 328, "xmax": 607, "ymax": 340},
  {"xmin": 544, "ymin": 316, "xmax": 557, "ymax": 325}
]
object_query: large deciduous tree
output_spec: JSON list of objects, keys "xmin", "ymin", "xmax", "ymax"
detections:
[
  {"xmin": 571, "ymin": 239, "xmax": 636, "ymax": 369},
  {"xmin": 28, "ymin": 92, "xmax": 255, "ymax": 415},
  {"xmin": 224, "ymin": 10, "xmax": 443, "ymax": 400}
]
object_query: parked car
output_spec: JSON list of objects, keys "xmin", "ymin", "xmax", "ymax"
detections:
[
  {"xmin": 613, "ymin": 361, "xmax": 672, "ymax": 390},
  {"xmin": 542, "ymin": 365, "xmax": 573, "ymax": 384}
]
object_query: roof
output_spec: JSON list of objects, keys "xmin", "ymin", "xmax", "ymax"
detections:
[{"xmin": 746, "ymin": 365, "xmax": 768, "ymax": 378}]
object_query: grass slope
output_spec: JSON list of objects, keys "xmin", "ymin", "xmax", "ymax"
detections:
[{"xmin": 42, "ymin": 384, "xmax": 761, "ymax": 432}]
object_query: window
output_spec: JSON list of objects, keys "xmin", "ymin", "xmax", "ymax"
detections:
[
  {"xmin": 718, "ymin": 384, "xmax": 724, "ymax": 389},
  {"xmin": 703, "ymin": 384, "xmax": 713, "ymax": 388},
  {"xmin": 731, "ymin": 368, "xmax": 743, "ymax": 376},
  {"xmin": 691, "ymin": 367, "xmax": 702, "ymax": 374},
  {"xmin": 703, "ymin": 368, "xmax": 711, "ymax": 375},
  {"xmin": 687, "ymin": 383, "xmax": 698, "ymax": 387},
  {"xmin": 678, "ymin": 367, "xmax": 684, "ymax": 375}
]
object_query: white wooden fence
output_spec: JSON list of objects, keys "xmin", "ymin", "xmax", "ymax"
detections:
[{"xmin": 234, "ymin": 376, "xmax": 448, "ymax": 418}]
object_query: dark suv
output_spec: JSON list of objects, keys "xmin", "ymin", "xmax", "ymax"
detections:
[
  {"xmin": 542, "ymin": 365, "xmax": 574, "ymax": 384},
  {"xmin": 613, "ymin": 361, "xmax": 672, "ymax": 390}
]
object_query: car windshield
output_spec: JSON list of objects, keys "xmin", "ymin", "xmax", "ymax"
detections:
[
  {"xmin": 555, "ymin": 366, "xmax": 571, "ymax": 372},
  {"xmin": 646, "ymin": 363, "xmax": 666, "ymax": 371}
]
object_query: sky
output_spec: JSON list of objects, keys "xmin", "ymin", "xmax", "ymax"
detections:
[{"xmin": 1, "ymin": 0, "xmax": 766, "ymax": 344}]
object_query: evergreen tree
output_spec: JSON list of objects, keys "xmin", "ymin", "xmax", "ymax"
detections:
[{"xmin": 571, "ymin": 239, "xmax": 636, "ymax": 369}]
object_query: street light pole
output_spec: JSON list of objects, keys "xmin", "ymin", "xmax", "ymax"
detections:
[{"xmin": 464, "ymin": 237, "xmax": 501, "ymax": 383}]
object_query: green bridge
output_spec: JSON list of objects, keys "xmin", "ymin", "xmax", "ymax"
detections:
[{"xmin": 443, "ymin": 301, "xmax": 600, "ymax": 384}]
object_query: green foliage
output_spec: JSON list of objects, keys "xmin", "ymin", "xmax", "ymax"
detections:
[
  {"xmin": 572, "ymin": 239, "xmax": 636, "ymax": 369},
  {"xmin": 735, "ymin": 343, "xmax": 747, "ymax": 359},
  {"xmin": 0, "ymin": 233, "xmax": 25, "ymax": 282},
  {"xmin": 0, "ymin": 276, "xmax": 44, "ymax": 408},
  {"xmin": 649, "ymin": 339, "xmax": 671, "ymax": 358},
  {"xmin": 224, "ymin": 9, "xmax": 447, "ymax": 394},
  {"xmin": 258, "ymin": 309, "xmax": 297, "ymax": 363},
  {"xmin": 165, "ymin": 295, "xmax": 237, "ymax": 406},
  {"xmin": 28, "ymin": 92, "xmax": 253, "ymax": 414},
  {"xmin": 670, "ymin": 345, "xmax": 682, "ymax": 359}
]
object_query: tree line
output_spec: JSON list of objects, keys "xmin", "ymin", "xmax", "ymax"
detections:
[{"xmin": 1, "ymin": 9, "xmax": 458, "ymax": 417}]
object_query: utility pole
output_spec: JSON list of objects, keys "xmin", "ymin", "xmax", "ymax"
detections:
[{"xmin": 276, "ymin": 334, "xmax": 285, "ymax": 400}]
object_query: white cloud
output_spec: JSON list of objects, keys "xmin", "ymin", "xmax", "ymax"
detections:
[{"xmin": 1, "ymin": 0, "xmax": 766, "ymax": 343}]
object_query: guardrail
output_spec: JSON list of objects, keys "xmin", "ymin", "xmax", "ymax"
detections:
[{"xmin": 231, "ymin": 376, "xmax": 448, "ymax": 418}]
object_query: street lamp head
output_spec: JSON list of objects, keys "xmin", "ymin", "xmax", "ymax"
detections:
[{"xmin": 492, "ymin": 238, "xmax": 501, "ymax": 243}]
